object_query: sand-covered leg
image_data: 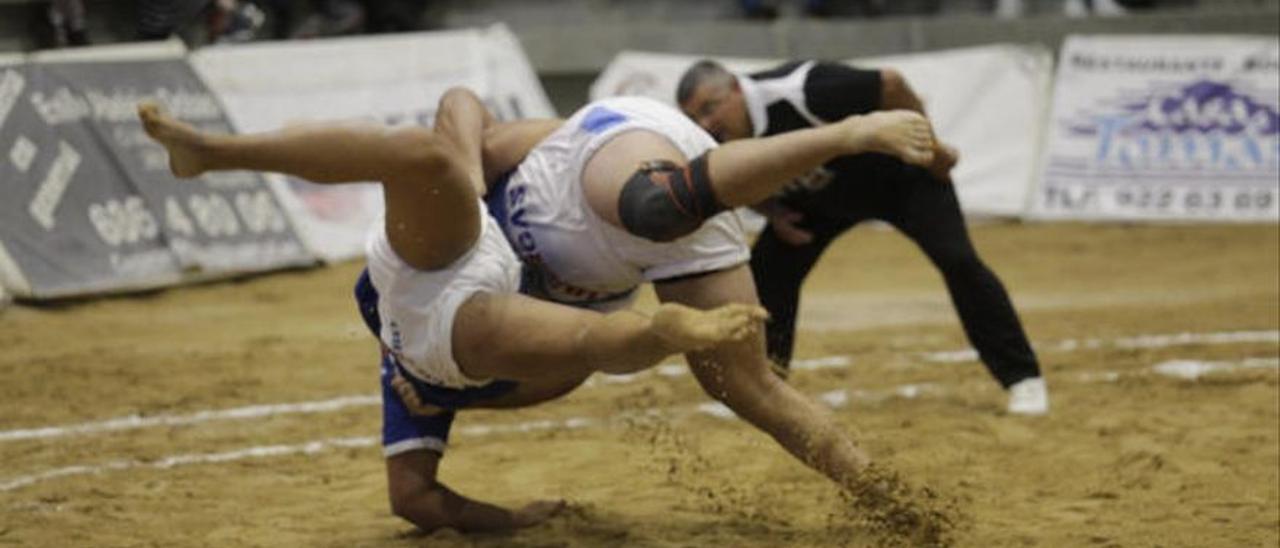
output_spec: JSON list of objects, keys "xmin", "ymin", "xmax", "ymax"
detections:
[{"xmin": 649, "ymin": 302, "xmax": 768, "ymax": 352}]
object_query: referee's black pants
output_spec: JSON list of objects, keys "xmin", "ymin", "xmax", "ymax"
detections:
[{"xmin": 750, "ymin": 155, "xmax": 1041, "ymax": 389}]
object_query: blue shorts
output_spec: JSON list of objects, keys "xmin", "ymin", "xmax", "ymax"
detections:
[{"xmin": 355, "ymin": 269, "xmax": 518, "ymax": 456}]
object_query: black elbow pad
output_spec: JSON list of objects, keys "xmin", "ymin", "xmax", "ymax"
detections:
[{"xmin": 617, "ymin": 153, "xmax": 725, "ymax": 242}]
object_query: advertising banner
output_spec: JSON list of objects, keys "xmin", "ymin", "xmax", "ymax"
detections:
[
  {"xmin": 0, "ymin": 53, "xmax": 27, "ymax": 298},
  {"xmin": 1034, "ymin": 35, "xmax": 1279, "ymax": 221},
  {"xmin": 191, "ymin": 24, "xmax": 556, "ymax": 262},
  {"xmin": 590, "ymin": 45, "xmax": 1054, "ymax": 218},
  {"xmin": 0, "ymin": 43, "xmax": 310, "ymax": 299}
]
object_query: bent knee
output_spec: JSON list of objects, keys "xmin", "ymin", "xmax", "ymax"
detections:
[
  {"xmin": 440, "ymin": 86, "xmax": 478, "ymax": 103},
  {"xmin": 388, "ymin": 127, "xmax": 456, "ymax": 175}
]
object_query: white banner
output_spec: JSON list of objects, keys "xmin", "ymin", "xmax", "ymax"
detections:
[
  {"xmin": 1033, "ymin": 35, "xmax": 1280, "ymax": 222},
  {"xmin": 191, "ymin": 24, "xmax": 555, "ymax": 262},
  {"xmin": 590, "ymin": 45, "xmax": 1054, "ymax": 218}
]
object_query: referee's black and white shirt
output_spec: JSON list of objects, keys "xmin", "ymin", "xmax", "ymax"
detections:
[
  {"xmin": 737, "ymin": 60, "xmax": 887, "ymax": 193},
  {"xmin": 740, "ymin": 60, "xmax": 883, "ymax": 138}
]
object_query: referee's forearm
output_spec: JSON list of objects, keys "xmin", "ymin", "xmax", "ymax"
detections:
[{"xmin": 879, "ymin": 69, "xmax": 927, "ymax": 114}]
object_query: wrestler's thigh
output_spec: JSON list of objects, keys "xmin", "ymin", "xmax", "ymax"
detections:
[
  {"xmin": 380, "ymin": 128, "xmax": 481, "ymax": 269},
  {"xmin": 469, "ymin": 373, "xmax": 591, "ymax": 410},
  {"xmin": 451, "ymin": 292, "xmax": 598, "ymax": 383}
]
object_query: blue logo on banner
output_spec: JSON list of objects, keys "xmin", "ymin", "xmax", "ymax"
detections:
[
  {"xmin": 580, "ymin": 106, "xmax": 627, "ymax": 134},
  {"xmin": 1068, "ymin": 80, "xmax": 1280, "ymax": 172}
]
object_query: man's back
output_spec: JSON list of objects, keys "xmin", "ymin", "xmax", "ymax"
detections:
[{"xmin": 487, "ymin": 96, "xmax": 750, "ymax": 310}]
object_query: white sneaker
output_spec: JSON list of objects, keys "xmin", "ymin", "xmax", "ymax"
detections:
[{"xmin": 1007, "ymin": 377, "xmax": 1049, "ymax": 416}]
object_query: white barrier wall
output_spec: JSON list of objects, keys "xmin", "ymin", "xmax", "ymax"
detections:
[
  {"xmin": 590, "ymin": 45, "xmax": 1055, "ymax": 218},
  {"xmin": 191, "ymin": 24, "xmax": 555, "ymax": 262},
  {"xmin": 1032, "ymin": 35, "xmax": 1280, "ymax": 222}
]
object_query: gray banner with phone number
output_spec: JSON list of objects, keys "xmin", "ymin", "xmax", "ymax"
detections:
[{"xmin": 0, "ymin": 57, "xmax": 312, "ymax": 299}]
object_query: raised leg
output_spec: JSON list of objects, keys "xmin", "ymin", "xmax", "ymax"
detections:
[
  {"xmin": 138, "ymin": 89, "xmax": 491, "ymax": 270},
  {"xmin": 703, "ymin": 109, "xmax": 936, "ymax": 207},
  {"xmin": 430, "ymin": 87, "xmax": 495, "ymax": 197},
  {"xmin": 580, "ymin": 111, "xmax": 935, "ymax": 228}
]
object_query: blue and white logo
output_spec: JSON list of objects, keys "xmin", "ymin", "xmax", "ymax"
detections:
[{"xmin": 1066, "ymin": 79, "xmax": 1279, "ymax": 172}]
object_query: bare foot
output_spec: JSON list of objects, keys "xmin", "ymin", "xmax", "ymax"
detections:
[
  {"xmin": 650, "ymin": 302, "xmax": 768, "ymax": 352},
  {"xmin": 842, "ymin": 110, "xmax": 936, "ymax": 167},
  {"xmin": 137, "ymin": 101, "xmax": 210, "ymax": 178}
]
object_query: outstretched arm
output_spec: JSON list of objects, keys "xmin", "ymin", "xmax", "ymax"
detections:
[
  {"xmin": 387, "ymin": 449, "xmax": 563, "ymax": 533},
  {"xmin": 703, "ymin": 110, "xmax": 935, "ymax": 207}
]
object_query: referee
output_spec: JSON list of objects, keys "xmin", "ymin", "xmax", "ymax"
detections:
[{"xmin": 676, "ymin": 59, "xmax": 1048, "ymax": 415}]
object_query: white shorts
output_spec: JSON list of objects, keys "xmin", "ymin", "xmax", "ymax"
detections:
[{"xmin": 364, "ymin": 201, "xmax": 521, "ymax": 389}]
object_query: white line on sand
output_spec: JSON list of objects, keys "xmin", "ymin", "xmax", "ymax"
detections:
[
  {"xmin": 0, "ymin": 395, "xmax": 379, "ymax": 443},
  {"xmin": 1, "ymin": 329, "xmax": 1275, "ymax": 445},
  {"xmin": 0, "ymin": 380, "xmax": 936, "ymax": 493},
  {"xmin": 1149, "ymin": 357, "xmax": 1280, "ymax": 380},
  {"xmin": 0, "ymin": 437, "xmax": 378, "ymax": 492},
  {"xmin": 1072, "ymin": 357, "xmax": 1280, "ymax": 383},
  {"xmin": 0, "ymin": 355, "xmax": 854, "ymax": 444},
  {"xmin": 1, "ymin": 355, "xmax": 1276, "ymax": 492},
  {"xmin": 921, "ymin": 329, "xmax": 1279, "ymax": 364}
]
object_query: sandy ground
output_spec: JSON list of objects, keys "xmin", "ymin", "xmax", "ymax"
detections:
[{"xmin": 1, "ymin": 222, "xmax": 1277, "ymax": 547}]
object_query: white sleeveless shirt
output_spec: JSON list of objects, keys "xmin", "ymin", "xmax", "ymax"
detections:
[{"xmin": 490, "ymin": 96, "xmax": 749, "ymax": 311}]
